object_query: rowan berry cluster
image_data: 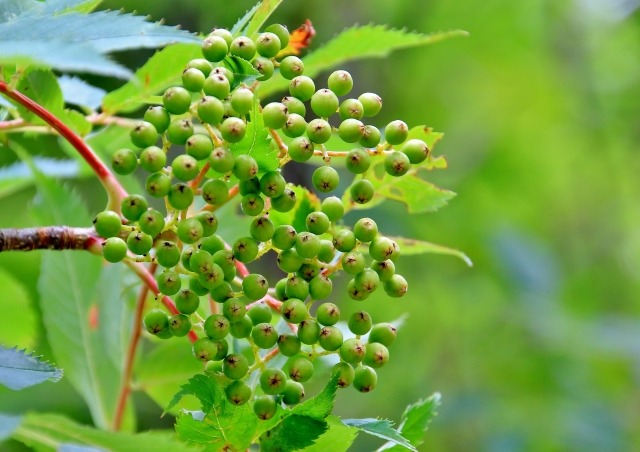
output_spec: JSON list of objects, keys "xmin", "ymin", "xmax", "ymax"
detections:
[{"xmin": 93, "ymin": 22, "xmax": 429, "ymax": 419}]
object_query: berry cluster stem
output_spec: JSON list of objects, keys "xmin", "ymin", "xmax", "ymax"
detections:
[{"xmin": 0, "ymin": 226, "xmax": 101, "ymax": 253}]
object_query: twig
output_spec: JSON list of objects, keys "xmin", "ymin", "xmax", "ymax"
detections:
[{"xmin": 0, "ymin": 226, "xmax": 100, "ymax": 253}]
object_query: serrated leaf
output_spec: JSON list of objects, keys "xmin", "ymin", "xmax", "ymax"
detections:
[
  {"xmin": 14, "ymin": 69, "xmax": 64, "ymax": 124},
  {"xmin": 62, "ymin": 109, "xmax": 91, "ymax": 136},
  {"xmin": 0, "ymin": 346, "xmax": 62, "ymax": 390},
  {"xmin": 303, "ymin": 415, "xmax": 359, "ymax": 452},
  {"xmin": 10, "ymin": 413, "xmax": 196, "ymax": 451},
  {"xmin": 0, "ymin": 413, "xmax": 22, "ymax": 441},
  {"xmin": 0, "ymin": 267, "xmax": 36, "ymax": 349},
  {"xmin": 388, "ymin": 237, "xmax": 472, "ymax": 267},
  {"xmin": 19, "ymin": 0, "xmax": 103, "ymax": 17},
  {"xmin": 229, "ymin": 97, "xmax": 278, "ymax": 172},
  {"xmin": 176, "ymin": 405, "xmax": 257, "ymax": 451},
  {"xmin": 222, "ymin": 55, "xmax": 262, "ymax": 88},
  {"xmin": 383, "ymin": 393, "xmax": 442, "ymax": 451},
  {"xmin": 291, "ymin": 373, "xmax": 339, "ymax": 420},
  {"xmin": 101, "ymin": 43, "xmax": 201, "ymax": 114},
  {"xmin": 259, "ymin": 25, "xmax": 468, "ymax": 98},
  {"xmin": 243, "ymin": 0, "xmax": 283, "ymax": 38},
  {"xmin": 165, "ymin": 374, "xmax": 221, "ymax": 415},
  {"xmin": 230, "ymin": 2, "xmax": 261, "ymax": 36},
  {"xmin": 342, "ymin": 418, "xmax": 416, "ymax": 452},
  {"xmin": 58, "ymin": 75, "xmax": 106, "ymax": 110},
  {"xmin": 260, "ymin": 414, "xmax": 328, "ymax": 452}
]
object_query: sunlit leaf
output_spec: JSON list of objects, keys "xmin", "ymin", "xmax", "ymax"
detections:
[
  {"xmin": 388, "ymin": 237, "xmax": 472, "ymax": 267},
  {"xmin": 383, "ymin": 393, "xmax": 442, "ymax": 451},
  {"xmin": 243, "ymin": 0, "xmax": 283, "ymax": 38},
  {"xmin": 342, "ymin": 418, "xmax": 416, "ymax": 451}
]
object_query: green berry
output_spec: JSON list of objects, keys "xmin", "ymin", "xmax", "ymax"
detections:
[
  {"xmin": 175, "ymin": 289, "xmax": 199, "ymax": 314},
  {"xmin": 369, "ymin": 236, "xmax": 400, "ymax": 261},
  {"xmin": 384, "ymin": 120, "xmax": 409, "ymax": 145},
  {"xmin": 260, "ymin": 171, "xmax": 286, "ymax": 198},
  {"xmin": 144, "ymin": 308, "xmax": 169, "ymax": 335},
  {"xmin": 239, "ymin": 177, "xmax": 260, "ymax": 195},
  {"xmin": 320, "ymin": 196, "xmax": 344, "ymax": 221},
  {"xmin": 186, "ymin": 134, "xmax": 214, "ymax": 161},
  {"xmin": 298, "ymin": 262, "xmax": 319, "ymax": 281},
  {"xmin": 209, "ymin": 28, "xmax": 233, "ymax": 46},
  {"xmin": 157, "ymin": 271, "xmax": 182, "ymax": 296},
  {"xmin": 282, "ymin": 113, "xmax": 307, "ymax": 138},
  {"xmin": 281, "ymin": 96, "xmax": 306, "ymax": 116},
  {"xmin": 225, "ymin": 380, "xmax": 252, "ymax": 406},
  {"xmin": 332, "ymin": 362, "xmax": 355, "ymax": 388},
  {"xmin": 281, "ymin": 298, "xmax": 308, "ymax": 324},
  {"xmin": 354, "ymin": 218, "xmax": 378, "ymax": 242},
  {"xmin": 209, "ymin": 147, "xmax": 235, "ymax": 173},
  {"xmin": 198, "ymin": 96, "xmax": 224, "ymax": 125},
  {"xmin": 358, "ymin": 92, "xmax": 383, "ymax": 117},
  {"xmin": 233, "ymin": 236, "xmax": 259, "ymax": 263},
  {"xmin": 332, "ymin": 228, "xmax": 356, "ymax": 252},
  {"xmin": 262, "ymin": 102, "xmax": 289, "ymax": 129},
  {"xmin": 166, "ymin": 118, "xmax": 194, "ymax": 145},
  {"xmin": 340, "ymin": 338, "xmax": 366, "ymax": 364},
  {"xmin": 289, "ymin": 76, "xmax": 315, "ymax": 101},
  {"xmin": 201, "ymin": 178, "xmax": 229, "ymax": 205},
  {"xmin": 285, "ymin": 275, "xmax": 309, "ymax": 300},
  {"xmin": 345, "ymin": 149, "xmax": 371, "ymax": 174},
  {"xmin": 354, "ymin": 268, "xmax": 380, "ymax": 294},
  {"xmin": 220, "ymin": 117, "xmax": 246, "ymax": 143},
  {"xmin": 130, "ymin": 121, "xmax": 158, "ymax": 148},
  {"xmin": 195, "ymin": 211, "xmax": 218, "ymax": 237},
  {"xmin": 204, "ymin": 314, "xmax": 230, "ymax": 340},
  {"xmin": 198, "ymin": 264, "xmax": 225, "ymax": 290},
  {"xmin": 243, "ymin": 273, "xmax": 269, "ymax": 301},
  {"xmin": 171, "ymin": 154, "xmax": 199, "ymax": 181},
  {"xmin": 210, "ymin": 281, "xmax": 234, "ymax": 302},
  {"xmin": 353, "ymin": 365, "xmax": 377, "ymax": 393},
  {"xmin": 223, "ymin": 299, "xmax": 247, "ymax": 323},
  {"xmin": 260, "ymin": 368, "xmax": 287, "ymax": 395},
  {"xmin": 139, "ymin": 146, "xmax": 166, "ymax": 173},
  {"xmin": 177, "ymin": 218, "xmax": 204, "ymax": 244},
  {"xmin": 384, "ymin": 151, "xmax": 411, "ymax": 177},
  {"xmin": 190, "ymin": 249, "xmax": 214, "ymax": 275},
  {"xmin": 121, "ymin": 195, "xmax": 148, "ymax": 222},
  {"xmin": 368, "ymin": 323, "xmax": 397, "ymax": 346},
  {"xmin": 277, "ymin": 248, "xmax": 303, "ymax": 272},
  {"xmin": 230, "ymin": 36, "xmax": 256, "ymax": 60},
  {"xmin": 145, "ymin": 172, "xmax": 171, "ymax": 198},
  {"xmin": 279, "ymin": 56, "xmax": 304, "ymax": 79},
  {"xmin": 144, "ymin": 106, "xmax": 170, "ymax": 133},
  {"xmin": 181, "ymin": 67, "xmax": 206, "ymax": 92},
  {"xmin": 199, "ymin": 234, "xmax": 225, "ymax": 255},
  {"xmin": 186, "ymin": 58, "xmax": 213, "ymax": 76},
  {"xmin": 189, "ymin": 276, "xmax": 210, "ymax": 296},
  {"xmin": 102, "ymin": 237, "xmax": 127, "ymax": 263},
  {"xmin": 266, "ymin": 23, "xmax": 289, "ymax": 48},
  {"xmin": 371, "ymin": 259, "xmax": 395, "ymax": 282},
  {"xmin": 306, "ymin": 118, "xmax": 332, "ymax": 144},
  {"xmin": 364, "ymin": 342, "xmax": 389, "ymax": 368},
  {"xmin": 359, "ymin": 125, "xmax": 381, "ymax": 148},
  {"xmin": 203, "ymin": 73, "xmax": 230, "ymax": 99},
  {"xmin": 163, "ymin": 86, "xmax": 192, "ymax": 115},
  {"xmin": 306, "ymin": 211, "xmax": 330, "ymax": 235},
  {"xmin": 295, "ymin": 232, "xmax": 320, "ymax": 259},
  {"xmin": 271, "ymin": 187, "xmax": 297, "ymax": 212},
  {"xmin": 348, "ymin": 278, "xmax": 370, "ymax": 301},
  {"xmin": 318, "ymin": 325, "xmax": 343, "ymax": 351},
  {"xmin": 316, "ymin": 302, "xmax": 340, "ymax": 326},
  {"xmin": 201, "ymin": 35, "xmax": 228, "ymax": 62},
  {"xmin": 248, "ymin": 301, "xmax": 272, "ymax": 325},
  {"xmin": 192, "ymin": 338, "xmax": 218, "ymax": 362},
  {"xmin": 169, "ymin": 314, "xmax": 192, "ymax": 337},
  {"xmin": 241, "ymin": 193, "xmax": 265, "ymax": 216},
  {"xmin": 168, "ymin": 183, "xmax": 194, "ymax": 210},
  {"xmin": 338, "ymin": 118, "xmax": 365, "ymax": 143},
  {"xmin": 277, "ymin": 333, "xmax": 301, "ymax": 356},
  {"xmin": 309, "ymin": 274, "xmax": 332, "ymax": 300},
  {"xmin": 312, "ymin": 166, "xmax": 339, "ymax": 193},
  {"xmin": 252, "ymin": 322, "xmax": 279, "ymax": 349},
  {"xmin": 230, "ymin": 87, "xmax": 254, "ymax": 115},
  {"xmin": 348, "ymin": 311, "xmax": 373, "ymax": 335},
  {"xmin": 288, "ymin": 136, "xmax": 314, "ymax": 162},
  {"xmin": 339, "ymin": 98, "xmax": 364, "ymax": 120},
  {"xmin": 250, "ymin": 215, "xmax": 275, "ymax": 242},
  {"xmin": 272, "ymin": 225, "xmax": 296, "ymax": 250},
  {"xmin": 317, "ymin": 239, "xmax": 335, "ymax": 263},
  {"xmin": 384, "ymin": 274, "xmax": 408, "ymax": 297},
  {"xmin": 350, "ymin": 179, "xmax": 375, "ymax": 204},
  {"xmin": 253, "ymin": 56, "xmax": 275, "ymax": 81},
  {"xmin": 212, "ymin": 66, "xmax": 234, "ymax": 84},
  {"xmin": 155, "ymin": 241, "xmax": 180, "ymax": 268},
  {"xmin": 138, "ymin": 209, "xmax": 165, "ymax": 237},
  {"xmin": 253, "ymin": 395, "xmax": 277, "ymax": 420},
  {"xmin": 282, "ymin": 380, "xmax": 305, "ymax": 405},
  {"xmin": 328, "ymin": 70, "xmax": 353, "ymax": 96},
  {"xmin": 111, "ymin": 148, "xmax": 137, "ymax": 175},
  {"xmin": 233, "ymin": 154, "xmax": 258, "ymax": 180},
  {"xmin": 342, "ymin": 251, "xmax": 366, "ymax": 275},
  {"xmin": 401, "ymin": 139, "xmax": 430, "ymax": 164},
  {"xmin": 310, "ymin": 89, "xmax": 339, "ymax": 118},
  {"xmin": 229, "ymin": 315, "xmax": 253, "ymax": 338},
  {"xmin": 256, "ymin": 32, "xmax": 281, "ymax": 58},
  {"xmin": 297, "ymin": 319, "xmax": 321, "ymax": 345},
  {"xmin": 288, "ymin": 356, "xmax": 314, "ymax": 382},
  {"xmin": 93, "ymin": 211, "xmax": 122, "ymax": 238}
]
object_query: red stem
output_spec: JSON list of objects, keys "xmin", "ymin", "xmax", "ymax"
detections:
[{"xmin": 0, "ymin": 81, "xmax": 128, "ymax": 213}]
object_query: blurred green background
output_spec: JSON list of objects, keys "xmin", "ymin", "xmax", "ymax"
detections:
[{"xmin": 2, "ymin": 0, "xmax": 640, "ymax": 450}]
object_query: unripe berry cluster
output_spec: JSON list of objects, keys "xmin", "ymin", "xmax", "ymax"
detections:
[{"xmin": 94, "ymin": 22, "xmax": 429, "ymax": 419}]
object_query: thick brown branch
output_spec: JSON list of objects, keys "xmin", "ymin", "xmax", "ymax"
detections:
[{"xmin": 0, "ymin": 226, "xmax": 97, "ymax": 252}]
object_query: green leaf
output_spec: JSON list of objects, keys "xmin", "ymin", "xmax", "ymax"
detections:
[
  {"xmin": 0, "ymin": 413, "xmax": 22, "ymax": 441},
  {"xmin": 303, "ymin": 415, "xmax": 359, "ymax": 452},
  {"xmin": 383, "ymin": 393, "xmax": 442, "ymax": 451},
  {"xmin": 14, "ymin": 69, "xmax": 64, "ymax": 124},
  {"xmin": 0, "ymin": 268, "xmax": 36, "ymax": 349},
  {"xmin": 388, "ymin": 237, "xmax": 472, "ymax": 267},
  {"xmin": 222, "ymin": 55, "xmax": 262, "ymax": 88},
  {"xmin": 26, "ymin": 0, "xmax": 103, "ymax": 16},
  {"xmin": 229, "ymin": 97, "xmax": 278, "ymax": 172},
  {"xmin": 0, "ymin": 347, "xmax": 62, "ymax": 390},
  {"xmin": 165, "ymin": 374, "xmax": 221, "ymax": 415},
  {"xmin": 230, "ymin": 2, "xmax": 261, "ymax": 36},
  {"xmin": 259, "ymin": 25, "xmax": 468, "ymax": 98},
  {"xmin": 10, "ymin": 413, "xmax": 196, "ymax": 451},
  {"xmin": 101, "ymin": 43, "xmax": 201, "ymax": 114},
  {"xmin": 58, "ymin": 75, "xmax": 105, "ymax": 110},
  {"xmin": 260, "ymin": 414, "xmax": 328, "ymax": 452},
  {"xmin": 342, "ymin": 418, "xmax": 416, "ymax": 452},
  {"xmin": 176, "ymin": 406, "xmax": 257, "ymax": 451},
  {"xmin": 243, "ymin": 0, "xmax": 284, "ymax": 38},
  {"xmin": 292, "ymin": 373, "xmax": 339, "ymax": 420}
]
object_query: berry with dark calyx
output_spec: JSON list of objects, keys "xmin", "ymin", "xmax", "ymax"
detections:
[
  {"xmin": 175, "ymin": 289, "xmax": 199, "ymax": 314},
  {"xmin": 369, "ymin": 323, "xmax": 397, "ymax": 347},
  {"xmin": 139, "ymin": 146, "xmax": 166, "ymax": 173},
  {"xmin": 282, "ymin": 113, "xmax": 307, "ymax": 138},
  {"xmin": 364, "ymin": 342, "xmax": 390, "ymax": 368},
  {"xmin": 340, "ymin": 338, "xmax": 366, "ymax": 364},
  {"xmin": 229, "ymin": 36, "xmax": 256, "ymax": 60},
  {"xmin": 233, "ymin": 236, "xmax": 259, "ymax": 263},
  {"xmin": 332, "ymin": 362, "xmax": 355, "ymax": 388},
  {"xmin": 157, "ymin": 271, "xmax": 181, "ymax": 295},
  {"xmin": 298, "ymin": 262, "xmax": 320, "ymax": 281},
  {"xmin": 317, "ymin": 239, "xmax": 335, "ymax": 263},
  {"xmin": 102, "ymin": 237, "xmax": 127, "ymax": 263},
  {"xmin": 204, "ymin": 314, "xmax": 230, "ymax": 340},
  {"xmin": 348, "ymin": 311, "xmax": 373, "ymax": 335},
  {"xmin": 262, "ymin": 102, "xmax": 289, "ymax": 129},
  {"xmin": 171, "ymin": 154, "xmax": 199, "ymax": 182},
  {"xmin": 195, "ymin": 211, "xmax": 218, "ymax": 237},
  {"xmin": 201, "ymin": 35, "xmax": 228, "ymax": 62},
  {"xmin": 282, "ymin": 96, "xmax": 306, "ymax": 116},
  {"xmin": 223, "ymin": 299, "xmax": 246, "ymax": 324},
  {"xmin": 272, "ymin": 225, "xmax": 297, "ymax": 250},
  {"xmin": 312, "ymin": 166, "xmax": 339, "ymax": 193},
  {"xmin": 288, "ymin": 356, "xmax": 314, "ymax": 382},
  {"xmin": 384, "ymin": 274, "xmax": 408, "ymax": 298},
  {"xmin": 282, "ymin": 381, "xmax": 305, "ymax": 405},
  {"xmin": 333, "ymin": 228, "xmax": 357, "ymax": 252},
  {"xmin": 190, "ymin": 249, "xmax": 214, "ymax": 275},
  {"xmin": 210, "ymin": 28, "xmax": 233, "ymax": 45},
  {"xmin": 181, "ymin": 67, "xmax": 205, "ymax": 92},
  {"xmin": 209, "ymin": 147, "xmax": 235, "ymax": 173},
  {"xmin": 359, "ymin": 126, "xmax": 381, "ymax": 149},
  {"xmin": 201, "ymin": 178, "xmax": 229, "ymax": 205},
  {"xmin": 354, "ymin": 268, "xmax": 380, "ymax": 294},
  {"xmin": 203, "ymin": 73, "xmax": 231, "ymax": 99},
  {"xmin": 138, "ymin": 209, "xmax": 165, "ymax": 237},
  {"xmin": 370, "ymin": 236, "xmax": 400, "ymax": 261},
  {"xmin": 214, "ymin": 250, "xmax": 237, "ymax": 282},
  {"xmin": 309, "ymin": 274, "xmax": 332, "ymax": 300},
  {"xmin": 145, "ymin": 172, "xmax": 171, "ymax": 198},
  {"xmin": 252, "ymin": 323, "xmax": 279, "ymax": 349},
  {"xmin": 186, "ymin": 58, "xmax": 213, "ymax": 76},
  {"xmin": 278, "ymin": 333, "xmax": 302, "ymax": 356},
  {"xmin": 298, "ymin": 319, "xmax": 321, "ymax": 345},
  {"xmin": 306, "ymin": 118, "xmax": 332, "ymax": 144},
  {"xmin": 144, "ymin": 106, "xmax": 170, "ymax": 133},
  {"xmin": 239, "ymin": 177, "xmax": 260, "ymax": 195},
  {"xmin": 144, "ymin": 308, "xmax": 169, "ymax": 335},
  {"xmin": 384, "ymin": 151, "xmax": 411, "ymax": 176},
  {"xmin": 266, "ymin": 23, "xmax": 289, "ymax": 48},
  {"xmin": 350, "ymin": 179, "xmax": 375, "ymax": 204},
  {"xmin": 233, "ymin": 154, "xmax": 258, "ymax": 181},
  {"xmin": 260, "ymin": 171, "xmax": 286, "ymax": 198},
  {"xmin": 198, "ymin": 96, "xmax": 224, "ymax": 125},
  {"xmin": 271, "ymin": 187, "xmax": 297, "ymax": 212},
  {"xmin": 311, "ymin": 89, "xmax": 339, "ymax": 118},
  {"xmin": 328, "ymin": 70, "xmax": 353, "ymax": 96},
  {"xmin": 352, "ymin": 218, "xmax": 377, "ymax": 242},
  {"xmin": 127, "ymin": 231, "xmax": 153, "ymax": 255},
  {"xmin": 181, "ymin": 247, "xmax": 195, "ymax": 271},
  {"xmin": 111, "ymin": 148, "xmax": 137, "ymax": 175},
  {"xmin": 241, "ymin": 193, "xmax": 265, "ymax": 216},
  {"xmin": 169, "ymin": 314, "xmax": 192, "ymax": 337},
  {"xmin": 279, "ymin": 56, "xmax": 304, "ymax": 80},
  {"xmin": 288, "ymin": 136, "xmax": 314, "ymax": 162},
  {"xmin": 168, "ymin": 183, "xmax": 194, "ymax": 210},
  {"xmin": 130, "ymin": 121, "xmax": 158, "ymax": 148},
  {"xmin": 295, "ymin": 232, "xmax": 321, "ymax": 259},
  {"xmin": 230, "ymin": 315, "xmax": 253, "ymax": 338},
  {"xmin": 220, "ymin": 117, "xmax": 247, "ymax": 143},
  {"xmin": 401, "ymin": 139, "xmax": 430, "ymax": 164},
  {"xmin": 318, "ymin": 325, "xmax": 343, "ymax": 351},
  {"xmin": 260, "ymin": 368, "xmax": 287, "ymax": 395},
  {"xmin": 316, "ymin": 302, "xmax": 340, "ymax": 326},
  {"xmin": 225, "ymin": 380, "xmax": 252, "ymax": 406},
  {"xmin": 156, "ymin": 240, "xmax": 180, "ymax": 268},
  {"xmin": 250, "ymin": 215, "xmax": 275, "ymax": 242},
  {"xmin": 253, "ymin": 56, "xmax": 274, "ymax": 81},
  {"xmin": 199, "ymin": 234, "xmax": 224, "ymax": 254},
  {"xmin": 348, "ymin": 279, "xmax": 370, "ymax": 301},
  {"xmin": 166, "ymin": 118, "xmax": 194, "ymax": 145},
  {"xmin": 285, "ymin": 275, "xmax": 309, "ymax": 300},
  {"xmin": 212, "ymin": 66, "xmax": 234, "ymax": 84},
  {"xmin": 212, "ymin": 339, "xmax": 229, "ymax": 361},
  {"xmin": 338, "ymin": 118, "xmax": 365, "ymax": 143},
  {"xmin": 305, "ymin": 212, "xmax": 330, "ymax": 235},
  {"xmin": 242, "ymin": 273, "xmax": 269, "ymax": 301},
  {"xmin": 230, "ymin": 87, "xmax": 254, "ymax": 116},
  {"xmin": 256, "ymin": 32, "xmax": 281, "ymax": 58},
  {"xmin": 193, "ymin": 338, "xmax": 219, "ymax": 362},
  {"xmin": 93, "ymin": 211, "xmax": 121, "ymax": 238},
  {"xmin": 384, "ymin": 120, "xmax": 409, "ymax": 145},
  {"xmin": 163, "ymin": 86, "xmax": 192, "ymax": 115},
  {"xmin": 198, "ymin": 264, "xmax": 225, "ymax": 289},
  {"xmin": 345, "ymin": 148, "xmax": 371, "ymax": 174},
  {"xmin": 370, "ymin": 260, "xmax": 395, "ymax": 282},
  {"xmin": 121, "ymin": 195, "xmax": 148, "ymax": 222},
  {"xmin": 277, "ymin": 248, "xmax": 303, "ymax": 273},
  {"xmin": 358, "ymin": 92, "xmax": 383, "ymax": 117},
  {"xmin": 289, "ymin": 76, "xmax": 315, "ymax": 101},
  {"xmin": 253, "ymin": 395, "xmax": 277, "ymax": 420},
  {"xmin": 342, "ymin": 251, "xmax": 366, "ymax": 275},
  {"xmin": 189, "ymin": 276, "xmax": 210, "ymax": 296},
  {"xmin": 186, "ymin": 134, "xmax": 214, "ymax": 161},
  {"xmin": 177, "ymin": 218, "xmax": 204, "ymax": 244},
  {"xmin": 210, "ymin": 281, "xmax": 234, "ymax": 302},
  {"xmin": 352, "ymin": 366, "xmax": 378, "ymax": 394},
  {"xmin": 339, "ymin": 98, "xmax": 364, "ymax": 120},
  {"xmin": 248, "ymin": 301, "xmax": 272, "ymax": 325},
  {"xmin": 281, "ymin": 298, "xmax": 308, "ymax": 324}
]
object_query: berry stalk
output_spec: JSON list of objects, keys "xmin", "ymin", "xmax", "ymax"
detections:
[{"xmin": 0, "ymin": 226, "xmax": 101, "ymax": 252}]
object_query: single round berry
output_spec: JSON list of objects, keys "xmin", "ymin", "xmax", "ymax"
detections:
[
  {"xmin": 256, "ymin": 32, "xmax": 281, "ymax": 58},
  {"xmin": 271, "ymin": 187, "xmax": 297, "ymax": 212},
  {"xmin": 348, "ymin": 279, "xmax": 369, "ymax": 301},
  {"xmin": 210, "ymin": 281, "xmax": 234, "ymax": 302},
  {"xmin": 139, "ymin": 146, "xmax": 166, "ymax": 173},
  {"xmin": 332, "ymin": 362, "xmax": 355, "ymax": 388},
  {"xmin": 288, "ymin": 136, "xmax": 314, "ymax": 162},
  {"xmin": 306, "ymin": 212, "xmax": 330, "ymax": 235},
  {"xmin": 371, "ymin": 259, "xmax": 395, "ymax": 282},
  {"xmin": 384, "ymin": 120, "xmax": 409, "ymax": 145},
  {"xmin": 185, "ymin": 134, "xmax": 214, "ymax": 161},
  {"xmin": 145, "ymin": 172, "xmax": 171, "ymax": 198},
  {"xmin": 306, "ymin": 118, "xmax": 332, "ymax": 144},
  {"xmin": 156, "ymin": 271, "xmax": 182, "ymax": 295},
  {"xmin": 248, "ymin": 302, "xmax": 272, "ymax": 325},
  {"xmin": 242, "ymin": 273, "xmax": 269, "ymax": 301},
  {"xmin": 186, "ymin": 58, "xmax": 213, "ymax": 76},
  {"xmin": 190, "ymin": 249, "xmax": 214, "ymax": 275},
  {"xmin": 298, "ymin": 262, "xmax": 320, "ymax": 281},
  {"xmin": 230, "ymin": 87, "xmax": 254, "ymax": 116},
  {"xmin": 111, "ymin": 148, "xmax": 137, "ymax": 175},
  {"xmin": 189, "ymin": 276, "xmax": 210, "ymax": 296},
  {"xmin": 265, "ymin": 23, "xmax": 289, "ymax": 48},
  {"xmin": 295, "ymin": 232, "xmax": 321, "ymax": 259},
  {"xmin": 317, "ymin": 239, "xmax": 335, "ymax": 263},
  {"xmin": 252, "ymin": 322, "xmax": 279, "ymax": 349},
  {"xmin": 130, "ymin": 121, "xmax": 158, "ymax": 148},
  {"xmin": 259, "ymin": 171, "xmax": 286, "ymax": 198},
  {"xmin": 233, "ymin": 236, "xmax": 259, "ymax": 263},
  {"xmin": 309, "ymin": 274, "xmax": 333, "ymax": 300},
  {"xmin": 369, "ymin": 236, "xmax": 400, "ymax": 261},
  {"xmin": 285, "ymin": 275, "xmax": 309, "ymax": 300},
  {"xmin": 297, "ymin": 319, "xmax": 321, "ymax": 345},
  {"xmin": 93, "ymin": 211, "xmax": 122, "ymax": 238},
  {"xmin": 318, "ymin": 325, "xmax": 343, "ymax": 351},
  {"xmin": 289, "ymin": 76, "xmax": 315, "ymax": 101},
  {"xmin": 282, "ymin": 113, "xmax": 307, "ymax": 138},
  {"xmin": 250, "ymin": 215, "xmax": 275, "ymax": 242},
  {"xmin": 277, "ymin": 333, "xmax": 301, "ymax": 356},
  {"xmin": 210, "ymin": 28, "xmax": 233, "ymax": 45},
  {"xmin": 181, "ymin": 67, "xmax": 206, "ymax": 92},
  {"xmin": 198, "ymin": 264, "xmax": 225, "ymax": 290},
  {"xmin": 332, "ymin": 228, "xmax": 357, "ymax": 252},
  {"xmin": 277, "ymin": 248, "xmax": 304, "ymax": 272},
  {"xmin": 220, "ymin": 117, "xmax": 247, "ymax": 143},
  {"xmin": 328, "ymin": 70, "xmax": 353, "ymax": 96},
  {"xmin": 144, "ymin": 105, "xmax": 170, "ymax": 133},
  {"xmin": 354, "ymin": 268, "xmax": 380, "ymax": 294},
  {"xmin": 281, "ymin": 96, "xmax": 306, "ymax": 116},
  {"xmin": 121, "ymin": 195, "xmax": 148, "ymax": 222},
  {"xmin": 279, "ymin": 56, "xmax": 304, "ymax": 80},
  {"xmin": 253, "ymin": 56, "xmax": 275, "ymax": 81},
  {"xmin": 225, "ymin": 380, "xmax": 252, "ymax": 406},
  {"xmin": 223, "ymin": 299, "xmax": 246, "ymax": 324},
  {"xmin": 384, "ymin": 273, "xmax": 408, "ymax": 298},
  {"xmin": 312, "ymin": 166, "xmax": 339, "ymax": 193},
  {"xmin": 358, "ymin": 92, "xmax": 383, "ymax": 117},
  {"xmin": 203, "ymin": 73, "xmax": 231, "ymax": 99},
  {"xmin": 348, "ymin": 311, "xmax": 373, "ymax": 335},
  {"xmin": 195, "ymin": 211, "xmax": 218, "ymax": 237},
  {"xmin": 166, "ymin": 118, "xmax": 194, "ymax": 145},
  {"xmin": 198, "ymin": 96, "xmax": 224, "ymax": 125},
  {"xmin": 282, "ymin": 380, "xmax": 305, "ymax": 405},
  {"xmin": 163, "ymin": 86, "xmax": 192, "ymax": 115},
  {"xmin": 144, "ymin": 308, "xmax": 169, "ymax": 335},
  {"xmin": 175, "ymin": 289, "xmax": 199, "ymax": 314},
  {"xmin": 102, "ymin": 237, "xmax": 127, "ymax": 263},
  {"xmin": 353, "ymin": 365, "xmax": 377, "ymax": 393},
  {"xmin": 262, "ymin": 102, "xmax": 289, "ymax": 129},
  {"xmin": 281, "ymin": 298, "xmax": 308, "ymax": 324},
  {"xmin": 229, "ymin": 36, "xmax": 257, "ymax": 60},
  {"xmin": 138, "ymin": 209, "xmax": 165, "ymax": 237},
  {"xmin": 253, "ymin": 395, "xmax": 277, "ymax": 420},
  {"xmin": 177, "ymin": 218, "xmax": 204, "ymax": 244},
  {"xmin": 241, "ymin": 193, "xmax": 265, "ymax": 216},
  {"xmin": 338, "ymin": 118, "xmax": 365, "ymax": 143},
  {"xmin": 340, "ymin": 338, "xmax": 366, "ymax": 364},
  {"xmin": 275, "ymin": 280, "xmax": 288, "ymax": 300},
  {"xmin": 339, "ymin": 98, "xmax": 364, "ymax": 120},
  {"xmin": 212, "ymin": 66, "xmax": 234, "ymax": 84},
  {"xmin": 168, "ymin": 183, "xmax": 194, "ymax": 210},
  {"xmin": 192, "ymin": 338, "xmax": 219, "ymax": 362},
  {"xmin": 342, "ymin": 251, "xmax": 366, "ymax": 275},
  {"xmin": 360, "ymin": 125, "xmax": 381, "ymax": 148},
  {"xmin": 401, "ymin": 139, "xmax": 430, "ymax": 164},
  {"xmin": 239, "ymin": 177, "xmax": 260, "ymax": 195},
  {"xmin": 204, "ymin": 314, "xmax": 230, "ymax": 340},
  {"xmin": 288, "ymin": 356, "xmax": 314, "ymax": 382},
  {"xmin": 272, "ymin": 225, "xmax": 296, "ymax": 250},
  {"xmin": 260, "ymin": 368, "xmax": 287, "ymax": 395},
  {"xmin": 384, "ymin": 151, "xmax": 411, "ymax": 177},
  {"xmin": 310, "ymin": 89, "xmax": 339, "ymax": 118},
  {"xmin": 201, "ymin": 179, "xmax": 229, "ymax": 206},
  {"xmin": 233, "ymin": 154, "xmax": 258, "ymax": 181},
  {"xmin": 209, "ymin": 147, "xmax": 235, "ymax": 173},
  {"xmin": 201, "ymin": 35, "xmax": 228, "ymax": 62},
  {"xmin": 320, "ymin": 196, "xmax": 344, "ymax": 221},
  {"xmin": 156, "ymin": 240, "xmax": 180, "ymax": 268},
  {"xmin": 364, "ymin": 342, "xmax": 389, "ymax": 368},
  {"xmin": 345, "ymin": 149, "xmax": 371, "ymax": 174},
  {"xmin": 368, "ymin": 323, "xmax": 397, "ymax": 346},
  {"xmin": 230, "ymin": 315, "xmax": 253, "ymax": 338},
  {"xmin": 171, "ymin": 154, "xmax": 199, "ymax": 182},
  {"xmin": 169, "ymin": 314, "xmax": 192, "ymax": 337},
  {"xmin": 350, "ymin": 179, "xmax": 375, "ymax": 204}
]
